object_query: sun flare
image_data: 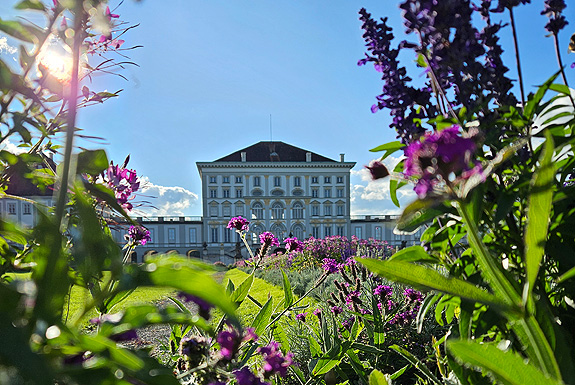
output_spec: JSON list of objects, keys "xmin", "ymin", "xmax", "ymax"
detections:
[{"xmin": 37, "ymin": 40, "xmax": 73, "ymax": 84}]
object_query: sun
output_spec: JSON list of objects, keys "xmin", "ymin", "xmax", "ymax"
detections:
[{"xmin": 37, "ymin": 38, "xmax": 73, "ymax": 84}]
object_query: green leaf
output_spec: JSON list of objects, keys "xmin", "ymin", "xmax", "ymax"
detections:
[
  {"xmin": 416, "ymin": 293, "xmax": 440, "ymax": 333},
  {"xmin": 524, "ymin": 71, "xmax": 561, "ymax": 120},
  {"xmin": 250, "ymin": 297, "xmax": 273, "ymax": 337},
  {"xmin": 15, "ymin": 0, "xmax": 45, "ymax": 10},
  {"xmin": 144, "ymin": 256, "xmax": 237, "ymax": 320},
  {"xmin": 77, "ymin": 149, "xmax": 109, "ymax": 175},
  {"xmin": 390, "ymin": 365, "xmax": 411, "ymax": 380},
  {"xmin": 390, "ymin": 245, "xmax": 438, "ymax": 263},
  {"xmin": 229, "ymin": 273, "xmax": 253, "ymax": 305},
  {"xmin": 309, "ymin": 335, "xmax": 323, "ymax": 356},
  {"xmin": 281, "ymin": 269, "xmax": 293, "ymax": 309},
  {"xmin": 447, "ymin": 340, "xmax": 563, "ymax": 385},
  {"xmin": 358, "ymin": 258, "xmax": 513, "ymax": 312},
  {"xmin": 369, "ymin": 369, "xmax": 391, "ymax": 385},
  {"xmin": 558, "ymin": 266, "xmax": 575, "ymax": 283},
  {"xmin": 525, "ymin": 130, "xmax": 555, "ymax": 300},
  {"xmin": 390, "ymin": 160, "xmax": 406, "ymax": 207},
  {"xmin": 0, "ymin": 19, "xmax": 38, "ymax": 43},
  {"xmin": 312, "ymin": 357, "xmax": 342, "ymax": 376},
  {"xmin": 390, "ymin": 345, "xmax": 442, "ymax": 385},
  {"xmin": 369, "ymin": 141, "xmax": 404, "ymax": 161},
  {"xmin": 396, "ymin": 198, "xmax": 447, "ymax": 233}
]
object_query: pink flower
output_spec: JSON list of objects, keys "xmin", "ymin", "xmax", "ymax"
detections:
[{"xmin": 105, "ymin": 6, "xmax": 119, "ymax": 20}]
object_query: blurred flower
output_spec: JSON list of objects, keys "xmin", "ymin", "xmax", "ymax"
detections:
[
  {"xmin": 217, "ymin": 328, "xmax": 241, "ymax": 361},
  {"xmin": 179, "ymin": 335, "xmax": 209, "ymax": 368},
  {"xmin": 284, "ymin": 237, "xmax": 304, "ymax": 252},
  {"xmin": 105, "ymin": 6, "xmax": 119, "ymax": 20},
  {"xmin": 233, "ymin": 367, "xmax": 269, "ymax": 385},
  {"xmin": 127, "ymin": 225, "xmax": 150, "ymax": 246},
  {"xmin": 227, "ymin": 216, "xmax": 250, "ymax": 232},
  {"xmin": 403, "ymin": 288, "xmax": 424, "ymax": 303},
  {"xmin": 257, "ymin": 340, "xmax": 293, "ymax": 378},
  {"xmin": 295, "ymin": 312, "xmax": 307, "ymax": 322},
  {"xmin": 177, "ymin": 292, "xmax": 214, "ymax": 319},
  {"xmin": 365, "ymin": 160, "xmax": 390, "ymax": 180}
]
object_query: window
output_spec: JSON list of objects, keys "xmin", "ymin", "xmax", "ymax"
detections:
[
  {"xmin": 292, "ymin": 202, "xmax": 304, "ymax": 219},
  {"xmin": 223, "ymin": 205, "xmax": 231, "ymax": 217},
  {"xmin": 253, "ymin": 176, "xmax": 261, "ymax": 187},
  {"xmin": 235, "ymin": 203, "xmax": 244, "ymax": 216},
  {"xmin": 337, "ymin": 189, "xmax": 344, "ymax": 198},
  {"xmin": 311, "ymin": 176, "xmax": 318, "ymax": 184},
  {"xmin": 337, "ymin": 226, "xmax": 345, "ymax": 236},
  {"xmin": 274, "ymin": 176, "xmax": 281, "ymax": 187},
  {"xmin": 324, "ymin": 176, "xmax": 331, "ymax": 183},
  {"xmin": 355, "ymin": 227, "xmax": 362, "ymax": 239},
  {"xmin": 293, "ymin": 224, "xmax": 305, "ymax": 240},
  {"xmin": 312, "ymin": 226, "xmax": 320, "ymax": 238},
  {"xmin": 311, "ymin": 205, "xmax": 319, "ymax": 216},
  {"xmin": 312, "ymin": 189, "xmax": 319, "ymax": 198},
  {"xmin": 223, "ymin": 176, "xmax": 230, "ymax": 183},
  {"xmin": 375, "ymin": 226, "xmax": 382, "ymax": 240},
  {"xmin": 209, "ymin": 204, "xmax": 218, "ymax": 217},
  {"xmin": 209, "ymin": 176, "xmax": 217, "ymax": 183},
  {"xmin": 210, "ymin": 189, "xmax": 217, "ymax": 198},
  {"xmin": 236, "ymin": 189, "xmax": 243, "ymax": 198},
  {"xmin": 325, "ymin": 226, "xmax": 332, "ymax": 237},
  {"xmin": 23, "ymin": 203, "xmax": 31, "ymax": 215},
  {"xmin": 223, "ymin": 189, "xmax": 230, "ymax": 198},
  {"xmin": 168, "ymin": 228, "xmax": 176, "ymax": 244},
  {"xmin": 189, "ymin": 228, "xmax": 197, "ymax": 244},
  {"xmin": 252, "ymin": 202, "xmax": 264, "ymax": 220},
  {"xmin": 324, "ymin": 204, "xmax": 332, "ymax": 216},
  {"xmin": 8, "ymin": 203, "xmax": 15, "ymax": 215},
  {"xmin": 271, "ymin": 202, "xmax": 284, "ymax": 220},
  {"xmin": 211, "ymin": 227, "xmax": 218, "ymax": 243},
  {"xmin": 337, "ymin": 205, "xmax": 344, "ymax": 216},
  {"xmin": 294, "ymin": 176, "xmax": 301, "ymax": 187},
  {"xmin": 224, "ymin": 228, "xmax": 231, "ymax": 243},
  {"xmin": 324, "ymin": 188, "xmax": 331, "ymax": 198},
  {"xmin": 337, "ymin": 176, "xmax": 343, "ymax": 184},
  {"xmin": 235, "ymin": 176, "xmax": 242, "ymax": 183}
]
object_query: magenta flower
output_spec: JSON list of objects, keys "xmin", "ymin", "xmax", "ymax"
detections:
[
  {"xmin": 233, "ymin": 367, "xmax": 269, "ymax": 385},
  {"xmin": 313, "ymin": 308, "xmax": 322, "ymax": 317},
  {"xmin": 259, "ymin": 232, "xmax": 279, "ymax": 249},
  {"xmin": 177, "ymin": 292, "xmax": 214, "ymax": 320},
  {"xmin": 127, "ymin": 225, "xmax": 150, "ymax": 246},
  {"xmin": 104, "ymin": 162, "xmax": 140, "ymax": 211},
  {"xmin": 216, "ymin": 328, "xmax": 241, "ymax": 361},
  {"xmin": 284, "ymin": 237, "xmax": 304, "ymax": 252},
  {"xmin": 322, "ymin": 258, "xmax": 339, "ymax": 274},
  {"xmin": 227, "ymin": 216, "xmax": 250, "ymax": 232},
  {"xmin": 105, "ymin": 6, "xmax": 119, "ymax": 20},
  {"xmin": 330, "ymin": 305, "xmax": 343, "ymax": 315},
  {"xmin": 403, "ymin": 288, "xmax": 424, "ymax": 303},
  {"xmin": 374, "ymin": 285, "xmax": 393, "ymax": 298},
  {"xmin": 295, "ymin": 312, "xmax": 307, "ymax": 322},
  {"xmin": 257, "ymin": 341, "xmax": 293, "ymax": 379},
  {"xmin": 365, "ymin": 160, "xmax": 390, "ymax": 180},
  {"xmin": 404, "ymin": 125, "xmax": 481, "ymax": 197}
]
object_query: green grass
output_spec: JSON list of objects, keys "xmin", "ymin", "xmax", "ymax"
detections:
[{"xmin": 223, "ymin": 269, "xmax": 318, "ymax": 327}]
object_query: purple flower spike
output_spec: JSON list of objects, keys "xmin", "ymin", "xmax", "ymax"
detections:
[
  {"xmin": 127, "ymin": 225, "xmax": 151, "ymax": 246},
  {"xmin": 322, "ymin": 258, "xmax": 339, "ymax": 274},
  {"xmin": 284, "ymin": 237, "xmax": 304, "ymax": 253},
  {"xmin": 233, "ymin": 367, "xmax": 269, "ymax": 385},
  {"xmin": 403, "ymin": 288, "xmax": 424, "ymax": 303},
  {"xmin": 217, "ymin": 328, "xmax": 241, "ymax": 361},
  {"xmin": 296, "ymin": 312, "xmax": 307, "ymax": 322},
  {"xmin": 257, "ymin": 341, "xmax": 293, "ymax": 379},
  {"xmin": 227, "ymin": 216, "xmax": 250, "ymax": 232}
]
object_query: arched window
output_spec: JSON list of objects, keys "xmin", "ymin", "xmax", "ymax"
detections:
[
  {"xmin": 271, "ymin": 223, "xmax": 287, "ymax": 241},
  {"xmin": 271, "ymin": 202, "xmax": 284, "ymax": 220},
  {"xmin": 251, "ymin": 202, "xmax": 264, "ymax": 220},
  {"xmin": 375, "ymin": 226, "xmax": 382, "ymax": 240},
  {"xmin": 291, "ymin": 224, "xmax": 305, "ymax": 240},
  {"xmin": 251, "ymin": 225, "xmax": 264, "ymax": 244},
  {"xmin": 292, "ymin": 202, "xmax": 304, "ymax": 219}
]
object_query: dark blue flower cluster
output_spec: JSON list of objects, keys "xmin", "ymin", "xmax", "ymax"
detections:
[{"xmin": 541, "ymin": 0, "xmax": 568, "ymax": 34}]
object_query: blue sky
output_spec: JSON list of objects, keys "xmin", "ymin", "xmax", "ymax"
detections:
[{"xmin": 0, "ymin": 1, "xmax": 574, "ymax": 216}]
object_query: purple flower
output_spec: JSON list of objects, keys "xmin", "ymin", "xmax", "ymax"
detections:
[
  {"xmin": 227, "ymin": 216, "xmax": 250, "ymax": 232},
  {"xmin": 217, "ymin": 328, "xmax": 241, "ymax": 361},
  {"xmin": 404, "ymin": 126, "xmax": 481, "ymax": 197},
  {"xmin": 284, "ymin": 237, "xmax": 304, "ymax": 253},
  {"xmin": 257, "ymin": 341, "xmax": 293, "ymax": 379},
  {"xmin": 177, "ymin": 292, "xmax": 214, "ymax": 319},
  {"xmin": 404, "ymin": 288, "xmax": 424, "ymax": 303},
  {"xmin": 330, "ymin": 306, "xmax": 343, "ymax": 315},
  {"xmin": 322, "ymin": 258, "xmax": 339, "ymax": 274},
  {"xmin": 365, "ymin": 160, "xmax": 390, "ymax": 180},
  {"xmin": 104, "ymin": 162, "xmax": 140, "ymax": 211},
  {"xmin": 259, "ymin": 232, "xmax": 279, "ymax": 248},
  {"xmin": 243, "ymin": 327, "xmax": 259, "ymax": 342},
  {"xmin": 296, "ymin": 312, "xmax": 307, "ymax": 322},
  {"xmin": 374, "ymin": 285, "xmax": 393, "ymax": 298},
  {"xmin": 313, "ymin": 308, "xmax": 322, "ymax": 317},
  {"xmin": 127, "ymin": 225, "xmax": 151, "ymax": 246},
  {"xmin": 541, "ymin": 0, "xmax": 568, "ymax": 34},
  {"xmin": 234, "ymin": 367, "xmax": 269, "ymax": 385}
]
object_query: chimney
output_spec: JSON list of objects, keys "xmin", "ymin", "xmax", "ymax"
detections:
[
  {"xmin": 306, "ymin": 152, "xmax": 312, "ymax": 162},
  {"xmin": 241, "ymin": 152, "xmax": 246, "ymax": 162},
  {"xmin": 340, "ymin": 153, "xmax": 345, "ymax": 162}
]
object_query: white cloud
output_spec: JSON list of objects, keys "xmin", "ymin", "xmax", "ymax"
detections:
[
  {"xmin": 135, "ymin": 177, "xmax": 199, "ymax": 216},
  {"xmin": 0, "ymin": 37, "xmax": 17, "ymax": 55},
  {"xmin": 0, "ymin": 137, "xmax": 27, "ymax": 155},
  {"xmin": 350, "ymin": 155, "xmax": 416, "ymax": 215}
]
